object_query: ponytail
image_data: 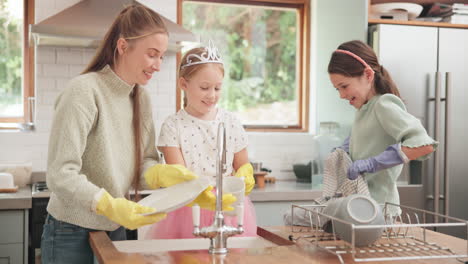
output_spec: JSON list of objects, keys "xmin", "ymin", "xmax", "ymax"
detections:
[{"xmin": 373, "ymin": 65, "xmax": 400, "ymax": 97}]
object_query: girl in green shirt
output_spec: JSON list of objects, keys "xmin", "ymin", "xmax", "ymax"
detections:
[{"xmin": 327, "ymin": 40, "xmax": 437, "ymax": 215}]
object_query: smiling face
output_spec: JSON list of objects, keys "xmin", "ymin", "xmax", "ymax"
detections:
[
  {"xmin": 115, "ymin": 32, "xmax": 168, "ymax": 86},
  {"xmin": 180, "ymin": 63, "xmax": 224, "ymax": 120},
  {"xmin": 329, "ymin": 69, "xmax": 375, "ymax": 109}
]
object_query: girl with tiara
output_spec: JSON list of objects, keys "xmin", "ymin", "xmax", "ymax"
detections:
[
  {"xmin": 328, "ymin": 40, "xmax": 437, "ymax": 216},
  {"xmin": 146, "ymin": 42, "xmax": 257, "ymax": 238}
]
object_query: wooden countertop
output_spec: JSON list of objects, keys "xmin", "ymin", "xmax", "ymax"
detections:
[{"xmin": 90, "ymin": 225, "xmax": 467, "ymax": 264}]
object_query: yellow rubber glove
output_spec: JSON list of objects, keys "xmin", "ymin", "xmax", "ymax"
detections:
[
  {"xmin": 144, "ymin": 164, "xmax": 198, "ymax": 189},
  {"xmin": 95, "ymin": 191, "xmax": 167, "ymax": 230},
  {"xmin": 235, "ymin": 163, "xmax": 255, "ymax": 195},
  {"xmin": 187, "ymin": 186, "xmax": 237, "ymax": 211}
]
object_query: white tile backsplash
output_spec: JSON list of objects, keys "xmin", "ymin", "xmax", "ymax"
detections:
[
  {"xmin": 0, "ymin": 0, "xmax": 319, "ymax": 181},
  {"xmin": 57, "ymin": 48, "xmax": 84, "ymax": 65},
  {"xmin": 41, "ymin": 63, "xmax": 69, "ymax": 78}
]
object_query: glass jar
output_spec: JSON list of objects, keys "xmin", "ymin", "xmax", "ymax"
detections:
[{"xmin": 314, "ymin": 122, "xmax": 342, "ymax": 176}]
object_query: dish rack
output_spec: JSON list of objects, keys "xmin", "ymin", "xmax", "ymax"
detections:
[{"xmin": 289, "ymin": 202, "xmax": 468, "ymax": 263}]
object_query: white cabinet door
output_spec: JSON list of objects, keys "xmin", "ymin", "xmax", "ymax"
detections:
[
  {"xmin": 0, "ymin": 211, "xmax": 24, "ymax": 244},
  {"xmin": 438, "ymin": 28, "xmax": 468, "ymax": 230},
  {"xmin": 374, "ymin": 24, "xmax": 438, "ymax": 122},
  {"xmin": 0, "ymin": 244, "xmax": 23, "ymax": 264}
]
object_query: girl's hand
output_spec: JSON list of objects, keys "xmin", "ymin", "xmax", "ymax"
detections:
[
  {"xmin": 234, "ymin": 163, "xmax": 255, "ymax": 195},
  {"xmin": 144, "ymin": 164, "xmax": 198, "ymax": 189},
  {"xmin": 347, "ymin": 143, "xmax": 407, "ymax": 180}
]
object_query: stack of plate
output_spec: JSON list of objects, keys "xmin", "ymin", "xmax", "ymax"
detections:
[{"xmin": 370, "ymin": 2, "xmax": 423, "ymax": 21}]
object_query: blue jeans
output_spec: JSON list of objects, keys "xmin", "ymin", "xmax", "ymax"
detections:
[{"xmin": 41, "ymin": 214, "xmax": 126, "ymax": 264}]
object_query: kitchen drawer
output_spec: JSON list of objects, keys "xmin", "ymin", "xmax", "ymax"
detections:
[
  {"xmin": 0, "ymin": 243, "xmax": 23, "ymax": 264},
  {"xmin": 0, "ymin": 210, "xmax": 24, "ymax": 244}
]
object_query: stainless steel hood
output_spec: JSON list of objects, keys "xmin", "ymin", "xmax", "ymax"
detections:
[{"xmin": 30, "ymin": 0, "xmax": 197, "ymax": 51}]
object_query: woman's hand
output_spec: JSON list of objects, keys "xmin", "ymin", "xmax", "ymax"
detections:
[{"xmin": 94, "ymin": 190, "xmax": 166, "ymax": 230}]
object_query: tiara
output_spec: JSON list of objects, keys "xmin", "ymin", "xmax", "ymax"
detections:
[{"xmin": 181, "ymin": 40, "xmax": 223, "ymax": 69}]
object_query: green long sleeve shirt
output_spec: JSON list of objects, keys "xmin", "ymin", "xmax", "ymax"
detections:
[{"xmin": 350, "ymin": 94, "xmax": 437, "ymax": 215}]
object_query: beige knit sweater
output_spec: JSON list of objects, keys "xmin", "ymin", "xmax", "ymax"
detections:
[{"xmin": 46, "ymin": 65, "xmax": 158, "ymax": 231}]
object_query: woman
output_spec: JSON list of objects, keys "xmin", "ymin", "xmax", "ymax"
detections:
[{"xmin": 40, "ymin": 4, "xmax": 200, "ymax": 263}]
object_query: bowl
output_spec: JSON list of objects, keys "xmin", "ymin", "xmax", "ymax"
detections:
[
  {"xmin": 323, "ymin": 194, "xmax": 385, "ymax": 246},
  {"xmin": 292, "ymin": 162, "xmax": 311, "ymax": 183}
]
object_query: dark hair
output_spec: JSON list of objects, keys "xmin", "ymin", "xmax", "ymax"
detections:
[
  {"xmin": 327, "ymin": 40, "xmax": 400, "ymax": 98},
  {"xmin": 83, "ymin": 4, "xmax": 168, "ymax": 200}
]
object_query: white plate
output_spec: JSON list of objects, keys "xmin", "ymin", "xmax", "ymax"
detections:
[
  {"xmin": 138, "ymin": 177, "xmax": 210, "ymax": 215},
  {"xmin": 371, "ymin": 3, "xmax": 423, "ymax": 20}
]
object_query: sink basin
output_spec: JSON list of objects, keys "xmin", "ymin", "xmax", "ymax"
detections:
[{"xmin": 114, "ymin": 236, "xmax": 277, "ymax": 253}]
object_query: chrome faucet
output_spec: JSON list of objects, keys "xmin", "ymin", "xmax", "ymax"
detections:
[{"xmin": 192, "ymin": 122, "xmax": 244, "ymax": 254}]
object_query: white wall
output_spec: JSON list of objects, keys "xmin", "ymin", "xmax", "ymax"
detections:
[
  {"xmin": 311, "ymin": 0, "xmax": 368, "ymax": 138},
  {"xmin": 0, "ymin": 0, "xmax": 367, "ymax": 180}
]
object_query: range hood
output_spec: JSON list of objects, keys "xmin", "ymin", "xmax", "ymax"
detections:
[{"xmin": 30, "ymin": 0, "xmax": 197, "ymax": 51}]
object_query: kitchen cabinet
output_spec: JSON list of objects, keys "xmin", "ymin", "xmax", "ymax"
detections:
[
  {"xmin": 0, "ymin": 244, "xmax": 23, "ymax": 264},
  {"xmin": 369, "ymin": 24, "xmax": 468, "ymax": 238},
  {"xmin": 0, "ymin": 210, "xmax": 28, "ymax": 264}
]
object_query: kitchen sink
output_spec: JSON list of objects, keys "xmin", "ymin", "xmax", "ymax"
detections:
[{"xmin": 113, "ymin": 236, "xmax": 277, "ymax": 253}]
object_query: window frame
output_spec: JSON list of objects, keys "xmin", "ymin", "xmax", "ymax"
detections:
[
  {"xmin": 177, "ymin": 0, "xmax": 310, "ymax": 132},
  {"xmin": 0, "ymin": 0, "xmax": 35, "ymax": 124}
]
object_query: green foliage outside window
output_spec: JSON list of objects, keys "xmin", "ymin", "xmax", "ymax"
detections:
[
  {"xmin": 183, "ymin": 3, "xmax": 297, "ymax": 113},
  {"xmin": 0, "ymin": 0, "xmax": 23, "ymax": 116}
]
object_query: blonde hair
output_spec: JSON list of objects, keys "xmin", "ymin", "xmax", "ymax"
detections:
[
  {"xmin": 179, "ymin": 47, "xmax": 225, "ymax": 107},
  {"xmin": 83, "ymin": 4, "xmax": 168, "ymax": 200}
]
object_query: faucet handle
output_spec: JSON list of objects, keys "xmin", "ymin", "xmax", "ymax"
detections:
[
  {"xmin": 192, "ymin": 204, "xmax": 200, "ymax": 227},
  {"xmin": 236, "ymin": 205, "xmax": 244, "ymax": 227}
]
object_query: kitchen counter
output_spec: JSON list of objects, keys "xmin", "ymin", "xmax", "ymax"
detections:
[
  {"xmin": 0, "ymin": 186, "xmax": 32, "ymax": 209},
  {"xmin": 139, "ymin": 180, "xmax": 321, "ymax": 202},
  {"xmin": 89, "ymin": 226, "xmax": 467, "ymax": 264},
  {"xmin": 250, "ymin": 180, "xmax": 320, "ymax": 202}
]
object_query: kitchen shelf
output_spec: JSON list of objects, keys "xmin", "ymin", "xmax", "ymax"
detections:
[
  {"xmin": 368, "ymin": 0, "xmax": 468, "ymax": 29},
  {"xmin": 369, "ymin": 18, "xmax": 468, "ymax": 29}
]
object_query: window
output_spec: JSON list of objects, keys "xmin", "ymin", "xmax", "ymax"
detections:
[
  {"xmin": 178, "ymin": 0, "xmax": 310, "ymax": 132},
  {"xmin": 0, "ymin": 0, "xmax": 34, "ymax": 125}
]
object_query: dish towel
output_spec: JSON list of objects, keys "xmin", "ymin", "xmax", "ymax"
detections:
[
  {"xmin": 316, "ymin": 148, "xmax": 369, "ymax": 204},
  {"xmin": 284, "ymin": 148, "xmax": 370, "ymax": 226}
]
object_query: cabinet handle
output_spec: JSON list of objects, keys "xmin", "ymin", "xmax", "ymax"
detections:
[
  {"xmin": 432, "ymin": 72, "xmax": 441, "ymax": 219},
  {"xmin": 444, "ymin": 72, "xmax": 451, "ymax": 221}
]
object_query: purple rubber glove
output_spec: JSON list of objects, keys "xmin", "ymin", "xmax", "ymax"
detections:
[
  {"xmin": 348, "ymin": 143, "xmax": 406, "ymax": 180},
  {"xmin": 333, "ymin": 136, "xmax": 350, "ymax": 153}
]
